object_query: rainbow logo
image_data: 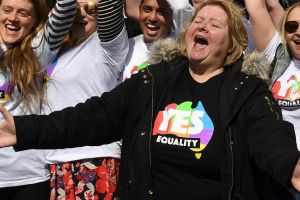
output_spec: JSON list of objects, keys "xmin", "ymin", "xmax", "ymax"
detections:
[{"xmin": 153, "ymin": 101, "xmax": 214, "ymax": 159}]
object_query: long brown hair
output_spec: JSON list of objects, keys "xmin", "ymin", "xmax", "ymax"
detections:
[
  {"xmin": 179, "ymin": 0, "xmax": 248, "ymax": 66},
  {"xmin": 0, "ymin": 0, "xmax": 48, "ymax": 110}
]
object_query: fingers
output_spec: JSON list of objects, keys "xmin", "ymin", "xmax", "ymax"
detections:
[
  {"xmin": 0, "ymin": 104, "xmax": 17, "ymax": 147},
  {"xmin": 0, "ymin": 104, "xmax": 12, "ymax": 122}
]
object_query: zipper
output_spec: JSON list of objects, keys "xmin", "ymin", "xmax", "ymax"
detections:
[
  {"xmin": 147, "ymin": 67, "xmax": 154, "ymax": 168},
  {"xmin": 228, "ymin": 126, "xmax": 234, "ymax": 200},
  {"xmin": 264, "ymin": 96, "xmax": 280, "ymax": 120}
]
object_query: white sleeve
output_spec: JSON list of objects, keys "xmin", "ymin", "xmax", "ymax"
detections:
[
  {"xmin": 263, "ymin": 31, "xmax": 282, "ymax": 62},
  {"xmin": 45, "ymin": 142, "xmax": 122, "ymax": 164},
  {"xmin": 166, "ymin": 0, "xmax": 195, "ymax": 36}
]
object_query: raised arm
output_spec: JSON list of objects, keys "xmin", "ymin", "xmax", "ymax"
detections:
[
  {"xmin": 166, "ymin": 0, "xmax": 194, "ymax": 36},
  {"xmin": 265, "ymin": 0, "xmax": 285, "ymax": 29},
  {"xmin": 245, "ymin": 0, "xmax": 277, "ymax": 51},
  {"xmin": 124, "ymin": 0, "xmax": 141, "ymax": 21},
  {"xmin": 97, "ymin": 0, "xmax": 129, "ymax": 77},
  {"xmin": 45, "ymin": 0, "xmax": 77, "ymax": 52},
  {"xmin": 97, "ymin": 0, "xmax": 125, "ymax": 42}
]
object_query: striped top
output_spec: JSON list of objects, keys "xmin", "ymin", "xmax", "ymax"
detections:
[
  {"xmin": 97, "ymin": 0, "xmax": 125, "ymax": 42},
  {"xmin": 45, "ymin": 0, "xmax": 76, "ymax": 51}
]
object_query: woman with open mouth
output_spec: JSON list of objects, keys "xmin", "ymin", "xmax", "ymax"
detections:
[
  {"xmin": 0, "ymin": 0, "xmax": 76, "ymax": 199},
  {"xmin": 1, "ymin": 0, "xmax": 300, "ymax": 199}
]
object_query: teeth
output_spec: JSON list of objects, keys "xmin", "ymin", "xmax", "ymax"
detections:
[
  {"xmin": 146, "ymin": 23, "xmax": 159, "ymax": 29},
  {"xmin": 6, "ymin": 24, "xmax": 19, "ymax": 30}
]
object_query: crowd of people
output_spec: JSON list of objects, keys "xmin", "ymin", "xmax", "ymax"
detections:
[{"xmin": 0, "ymin": 0, "xmax": 300, "ymax": 200}]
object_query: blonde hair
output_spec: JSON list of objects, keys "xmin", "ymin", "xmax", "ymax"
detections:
[
  {"xmin": 278, "ymin": 2, "xmax": 300, "ymax": 55},
  {"xmin": 0, "ymin": 0, "xmax": 48, "ymax": 110},
  {"xmin": 178, "ymin": 0, "xmax": 248, "ymax": 66}
]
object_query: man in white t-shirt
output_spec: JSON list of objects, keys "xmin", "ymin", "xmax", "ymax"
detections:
[{"xmin": 123, "ymin": 0, "xmax": 194, "ymax": 80}]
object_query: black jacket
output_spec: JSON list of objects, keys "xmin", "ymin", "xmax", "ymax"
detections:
[{"xmin": 15, "ymin": 55, "xmax": 300, "ymax": 200}]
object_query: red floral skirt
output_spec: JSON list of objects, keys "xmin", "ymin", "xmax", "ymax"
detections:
[{"xmin": 49, "ymin": 158, "xmax": 120, "ymax": 200}]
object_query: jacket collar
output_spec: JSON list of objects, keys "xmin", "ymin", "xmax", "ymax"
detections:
[{"xmin": 147, "ymin": 38, "xmax": 272, "ymax": 130}]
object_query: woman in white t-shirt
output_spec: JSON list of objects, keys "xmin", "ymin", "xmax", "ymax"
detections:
[
  {"xmin": 245, "ymin": 1, "xmax": 300, "ymax": 150},
  {"xmin": 0, "ymin": 0, "xmax": 76, "ymax": 199},
  {"xmin": 44, "ymin": 0, "xmax": 128, "ymax": 199}
]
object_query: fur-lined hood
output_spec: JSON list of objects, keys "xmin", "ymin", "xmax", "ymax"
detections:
[{"xmin": 147, "ymin": 38, "xmax": 271, "ymax": 84}]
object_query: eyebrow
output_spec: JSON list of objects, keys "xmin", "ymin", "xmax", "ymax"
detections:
[
  {"xmin": 1, "ymin": 6, "xmax": 32, "ymax": 12},
  {"xmin": 195, "ymin": 16, "xmax": 224, "ymax": 23}
]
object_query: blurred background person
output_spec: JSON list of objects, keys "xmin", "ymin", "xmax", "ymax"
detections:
[
  {"xmin": 43, "ymin": 0, "xmax": 128, "ymax": 199},
  {"xmin": 123, "ymin": 0, "xmax": 194, "ymax": 80}
]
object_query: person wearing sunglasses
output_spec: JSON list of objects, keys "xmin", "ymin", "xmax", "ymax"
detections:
[
  {"xmin": 246, "ymin": 0, "xmax": 300, "ymax": 198},
  {"xmin": 43, "ymin": 0, "xmax": 128, "ymax": 199}
]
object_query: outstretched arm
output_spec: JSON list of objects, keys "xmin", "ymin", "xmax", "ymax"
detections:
[
  {"xmin": 0, "ymin": 106, "xmax": 16, "ymax": 147},
  {"xmin": 0, "ymin": 76, "xmax": 139, "ymax": 150},
  {"xmin": 245, "ymin": 0, "xmax": 277, "ymax": 51}
]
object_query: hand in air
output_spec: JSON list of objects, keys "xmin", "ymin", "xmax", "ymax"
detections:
[{"xmin": 0, "ymin": 105, "xmax": 16, "ymax": 147}]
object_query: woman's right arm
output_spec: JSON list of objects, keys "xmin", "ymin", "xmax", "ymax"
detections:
[{"xmin": 245, "ymin": 0, "xmax": 277, "ymax": 51}]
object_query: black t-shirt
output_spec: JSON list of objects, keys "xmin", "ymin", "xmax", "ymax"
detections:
[{"xmin": 151, "ymin": 67, "xmax": 225, "ymax": 199}]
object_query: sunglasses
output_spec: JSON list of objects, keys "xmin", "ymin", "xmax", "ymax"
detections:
[
  {"xmin": 76, "ymin": 2, "xmax": 97, "ymax": 16},
  {"xmin": 284, "ymin": 21, "xmax": 300, "ymax": 34}
]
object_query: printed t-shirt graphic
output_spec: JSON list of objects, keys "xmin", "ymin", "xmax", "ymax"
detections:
[
  {"xmin": 44, "ymin": 58, "xmax": 58, "ymax": 85},
  {"xmin": 150, "ymin": 68, "xmax": 224, "ymax": 199},
  {"xmin": 271, "ymin": 60, "xmax": 300, "ymax": 150},
  {"xmin": 0, "ymin": 46, "xmax": 12, "ymax": 105},
  {"xmin": 153, "ymin": 101, "xmax": 214, "ymax": 159},
  {"xmin": 123, "ymin": 34, "xmax": 150, "ymax": 80},
  {"xmin": 272, "ymin": 60, "xmax": 300, "ymax": 110},
  {"xmin": 127, "ymin": 61, "xmax": 149, "ymax": 79},
  {"xmin": 0, "ymin": 77, "xmax": 13, "ymax": 105},
  {"xmin": 43, "ymin": 58, "xmax": 58, "ymax": 96}
]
